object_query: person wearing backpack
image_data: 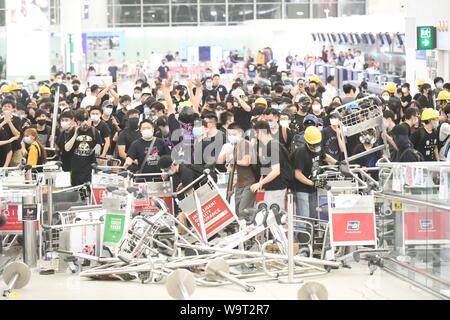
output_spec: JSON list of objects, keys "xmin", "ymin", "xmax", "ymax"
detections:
[
  {"xmin": 292, "ymin": 126, "xmax": 337, "ymax": 218},
  {"xmin": 410, "ymin": 108, "xmax": 440, "ymax": 162},
  {"xmin": 438, "ymin": 104, "xmax": 450, "ymax": 161},
  {"xmin": 393, "ymin": 126, "xmax": 424, "ymax": 162},
  {"xmin": 23, "ymin": 128, "xmax": 47, "ymax": 168},
  {"xmin": 250, "ymin": 121, "xmax": 291, "ymax": 210}
]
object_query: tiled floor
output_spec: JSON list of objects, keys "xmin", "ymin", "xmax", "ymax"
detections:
[{"xmin": 2, "ymin": 261, "xmax": 439, "ymax": 300}]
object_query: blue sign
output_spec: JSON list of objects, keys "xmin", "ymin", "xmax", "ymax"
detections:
[{"xmin": 416, "ymin": 50, "xmax": 427, "ymax": 61}]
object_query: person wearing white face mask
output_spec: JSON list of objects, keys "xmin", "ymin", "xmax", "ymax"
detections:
[
  {"xmin": 90, "ymin": 106, "xmax": 111, "ymax": 158},
  {"xmin": 50, "ymin": 72, "xmax": 69, "ymax": 98},
  {"xmin": 400, "ymin": 83, "xmax": 412, "ymax": 118},
  {"xmin": 265, "ymin": 108, "xmax": 293, "ymax": 150},
  {"xmin": 125, "ymin": 120, "xmax": 170, "ymax": 177},
  {"xmin": 56, "ymin": 110, "xmax": 76, "ymax": 172},
  {"xmin": 101, "ymin": 101, "xmax": 121, "ymax": 156},
  {"xmin": 433, "ymin": 77, "xmax": 445, "ymax": 98},
  {"xmin": 311, "ymin": 99, "xmax": 326, "ymax": 123}
]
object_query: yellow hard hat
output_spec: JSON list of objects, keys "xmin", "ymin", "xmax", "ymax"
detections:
[
  {"xmin": 309, "ymin": 75, "xmax": 321, "ymax": 84},
  {"xmin": 254, "ymin": 97, "xmax": 268, "ymax": 107},
  {"xmin": 436, "ymin": 90, "xmax": 450, "ymax": 101},
  {"xmin": 8, "ymin": 83, "xmax": 20, "ymax": 92},
  {"xmin": 179, "ymin": 101, "xmax": 193, "ymax": 108},
  {"xmin": 386, "ymin": 82, "xmax": 397, "ymax": 94},
  {"xmin": 304, "ymin": 126, "xmax": 322, "ymax": 145},
  {"xmin": 421, "ymin": 108, "xmax": 439, "ymax": 121},
  {"xmin": 1, "ymin": 85, "xmax": 10, "ymax": 94},
  {"xmin": 417, "ymin": 79, "xmax": 426, "ymax": 86},
  {"xmin": 39, "ymin": 86, "xmax": 51, "ymax": 95}
]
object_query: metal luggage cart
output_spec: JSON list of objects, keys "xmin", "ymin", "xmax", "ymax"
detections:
[{"xmin": 131, "ymin": 173, "xmax": 174, "ymax": 216}]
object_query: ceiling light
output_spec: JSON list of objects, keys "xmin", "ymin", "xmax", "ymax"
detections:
[{"xmin": 296, "ymin": 11, "xmax": 304, "ymax": 16}]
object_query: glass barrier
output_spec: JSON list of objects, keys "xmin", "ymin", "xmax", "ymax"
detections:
[{"xmin": 376, "ymin": 162, "xmax": 450, "ymax": 298}]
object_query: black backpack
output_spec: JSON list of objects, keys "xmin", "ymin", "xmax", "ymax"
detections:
[{"xmin": 398, "ymin": 148, "xmax": 425, "ymax": 162}]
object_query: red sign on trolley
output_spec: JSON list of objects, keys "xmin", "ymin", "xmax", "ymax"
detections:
[
  {"xmin": 403, "ymin": 210, "xmax": 450, "ymax": 245},
  {"xmin": 92, "ymin": 187, "xmax": 108, "ymax": 205},
  {"xmin": 187, "ymin": 193, "xmax": 235, "ymax": 239},
  {"xmin": 134, "ymin": 197, "xmax": 174, "ymax": 215},
  {"xmin": 0, "ymin": 204, "xmax": 39, "ymax": 233}
]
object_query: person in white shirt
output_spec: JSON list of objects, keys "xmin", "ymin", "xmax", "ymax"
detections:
[
  {"xmin": 322, "ymin": 76, "xmax": 338, "ymax": 108},
  {"xmin": 353, "ymin": 50, "xmax": 365, "ymax": 71}
]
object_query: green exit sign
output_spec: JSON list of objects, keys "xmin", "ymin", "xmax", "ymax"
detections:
[{"xmin": 417, "ymin": 26, "xmax": 437, "ymax": 50}]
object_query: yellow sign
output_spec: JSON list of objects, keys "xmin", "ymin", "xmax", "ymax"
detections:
[{"xmin": 392, "ymin": 201, "xmax": 403, "ymax": 212}]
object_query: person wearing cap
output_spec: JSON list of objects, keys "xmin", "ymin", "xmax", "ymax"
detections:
[
  {"xmin": 410, "ymin": 108, "xmax": 440, "ymax": 161},
  {"xmin": 293, "ymin": 126, "xmax": 337, "ymax": 218},
  {"xmin": 385, "ymin": 82, "xmax": 402, "ymax": 123},
  {"xmin": 89, "ymin": 106, "xmax": 111, "ymax": 158},
  {"xmin": 416, "ymin": 83, "xmax": 434, "ymax": 110},
  {"xmin": 227, "ymin": 88, "xmax": 252, "ymax": 132},
  {"xmin": 438, "ymin": 104, "xmax": 450, "ymax": 161},
  {"xmin": 322, "ymin": 111, "xmax": 345, "ymax": 162}
]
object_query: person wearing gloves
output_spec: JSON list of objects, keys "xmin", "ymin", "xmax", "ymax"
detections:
[{"xmin": 65, "ymin": 109, "xmax": 103, "ymax": 186}]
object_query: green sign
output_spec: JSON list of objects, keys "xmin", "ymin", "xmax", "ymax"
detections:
[
  {"xmin": 103, "ymin": 213, "xmax": 126, "ymax": 245},
  {"xmin": 417, "ymin": 26, "xmax": 437, "ymax": 50}
]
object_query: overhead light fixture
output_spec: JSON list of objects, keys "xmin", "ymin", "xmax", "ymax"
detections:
[
  {"xmin": 324, "ymin": 8, "xmax": 330, "ymax": 18},
  {"xmin": 211, "ymin": 11, "xmax": 217, "ymax": 17},
  {"xmin": 296, "ymin": 11, "xmax": 304, "ymax": 16}
]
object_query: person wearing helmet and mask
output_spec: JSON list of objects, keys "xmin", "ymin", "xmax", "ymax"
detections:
[
  {"xmin": 410, "ymin": 108, "xmax": 440, "ymax": 161},
  {"xmin": 436, "ymin": 90, "xmax": 450, "ymax": 111},
  {"xmin": 351, "ymin": 128, "xmax": 383, "ymax": 178},
  {"xmin": 306, "ymin": 75, "xmax": 323, "ymax": 100},
  {"xmin": 65, "ymin": 109, "xmax": 102, "ymax": 186},
  {"xmin": 293, "ymin": 126, "xmax": 337, "ymax": 218},
  {"xmin": 125, "ymin": 120, "xmax": 170, "ymax": 178}
]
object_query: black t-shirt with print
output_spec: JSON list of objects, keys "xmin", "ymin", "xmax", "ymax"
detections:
[
  {"xmin": 127, "ymin": 137, "xmax": 170, "ymax": 174},
  {"xmin": 322, "ymin": 127, "xmax": 341, "ymax": 161},
  {"xmin": 410, "ymin": 127, "xmax": 438, "ymax": 161},
  {"xmin": 57, "ymin": 128, "xmax": 75, "ymax": 172},
  {"xmin": 293, "ymin": 145, "xmax": 326, "ymax": 193},
  {"xmin": 94, "ymin": 121, "xmax": 111, "ymax": 148},
  {"xmin": 258, "ymin": 140, "xmax": 288, "ymax": 191},
  {"xmin": 67, "ymin": 92, "xmax": 86, "ymax": 109},
  {"xmin": 68, "ymin": 127, "xmax": 101, "ymax": 173},
  {"xmin": 0, "ymin": 115, "xmax": 22, "ymax": 152}
]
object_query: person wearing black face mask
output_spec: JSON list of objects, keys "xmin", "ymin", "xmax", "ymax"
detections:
[
  {"xmin": 291, "ymin": 96, "xmax": 311, "ymax": 133},
  {"xmin": 117, "ymin": 109, "xmax": 142, "ymax": 163},
  {"xmin": 31, "ymin": 109, "xmax": 52, "ymax": 147},
  {"xmin": 67, "ymin": 80, "xmax": 85, "ymax": 110},
  {"xmin": 417, "ymin": 83, "xmax": 434, "ymax": 110},
  {"xmin": 172, "ymin": 85, "xmax": 186, "ymax": 111},
  {"xmin": 201, "ymin": 95, "xmax": 218, "ymax": 117}
]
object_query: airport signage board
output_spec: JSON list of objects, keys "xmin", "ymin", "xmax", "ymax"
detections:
[{"xmin": 417, "ymin": 26, "xmax": 437, "ymax": 50}]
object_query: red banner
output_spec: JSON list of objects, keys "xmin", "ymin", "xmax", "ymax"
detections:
[
  {"xmin": 92, "ymin": 187, "xmax": 108, "ymax": 205},
  {"xmin": 187, "ymin": 194, "xmax": 234, "ymax": 239},
  {"xmin": 0, "ymin": 204, "xmax": 39, "ymax": 232},
  {"xmin": 331, "ymin": 212, "xmax": 376, "ymax": 245},
  {"xmin": 404, "ymin": 211, "xmax": 450, "ymax": 244},
  {"xmin": 134, "ymin": 197, "xmax": 174, "ymax": 215}
]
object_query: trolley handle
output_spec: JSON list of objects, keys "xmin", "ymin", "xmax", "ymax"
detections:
[{"xmin": 172, "ymin": 169, "xmax": 211, "ymax": 197}]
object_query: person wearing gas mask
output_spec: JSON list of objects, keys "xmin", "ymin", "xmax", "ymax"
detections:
[
  {"xmin": 89, "ymin": 106, "xmax": 111, "ymax": 158},
  {"xmin": 351, "ymin": 128, "xmax": 383, "ymax": 179},
  {"xmin": 410, "ymin": 108, "xmax": 440, "ymax": 162},
  {"xmin": 65, "ymin": 109, "xmax": 102, "ymax": 186},
  {"xmin": 293, "ymin": 126, "xmax": 337, "ymax": 218},
  {"xmin": 0, "ymin": 99, "xmax": 23, "ymax": 167},
  {"xmin": 125, "ymin": 120, "xmax": 170, "ymax": 177},
  {"xmin": 67, "ymin": 80, "xmax": 85, "ymax": 110}
]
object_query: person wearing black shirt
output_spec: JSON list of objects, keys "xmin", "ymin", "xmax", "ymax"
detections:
[
  {"xmin": 125, "ymin": 120, "xmax": 170, "ymax": 177},
  {"xmin": 101, "ymin": 100, "xmax": 121, "ymax": 156},
  {"xmin": 293, "ymin": 126, "xmax": 336, "ymax": 218},
  {"xmin": 202, "ymin": 78, "xmax": 219, "ymax": 106},
  {"xmin": 322, "ymin": 111, "xmax": 345, "ymax": 162},
  {"xmin": 157, "ymin": 60, "xmax": 169, "ymax": 80},
  {"xmin": 265, "ymin": 108, "xmax": 293, "ymax": 150},
  {"xmin": 229, "ymin": 91, "xmax": 253, "ymax": 132},
  {"xmin": 212, "ymin": 74, "xmax": 228, "ymax": 102},
  {"xmin": 410, "ymin": 109, "xmax": 439, "ymax": 161},
  {"xmin": 416, "ymin": 83, "xmax": 434, "ymax": 110},
  {"xmin": 116, "ymin": 95, "xmax": 133, "ymax": 130},
  {"xmin": 117, "ymin": 109, "xmax": 142, "ymax": 163},
  {"xmin": 250, "ymin": 121, "xmax": 290, "ymax": 210},
  {"xmin": 400, "ymin": 83, "xmax": 413, "ymax": 117},
  {"xmin": 67, "ymin": 80, "xmax": 85, "ymax": 110},
  {"xmin": 108, "ymin": 62, "xmax": 119, "ymax": 83},
  {"xmin": 0, "ymin": 99, "xmax": 23, "ymax": 166},
  {"xmin": 56, "ymin": 111, "xmax": 76, "ymax": 172},
  {"xmin": 351, "ymin": 129, "xmax": 383, "ymax": 180},
  {"xmin": 65, "ymin": 110, "xmax": 102, "ymax": 186},
  {"xmin": 0, "ymin": 127, "xmax": 15, "ymax": 168},
  {"xmin": 31, "ymin": 109, "xmax": 52, "ymax": 147},
  {"xmin": 396, "ymin": 107, "xmax": 419, "ymax": 138},
  {"xmin": 90, "ymin": 106, "xmax": 111, "ymax": 158},
  {"xmin": 50, "ymin": 73, "xmax": 69, "ymax": 99}
]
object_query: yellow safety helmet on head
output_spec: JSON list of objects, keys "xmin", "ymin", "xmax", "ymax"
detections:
[
  {"xmin": 8, "ymin": 83, "xmax": 20, "ymax": 92},
  {"xmin": 39, "ymin": 86, "xmax": 51, "ymax": 96},
  {"xmin": 421, "ymin": 108, "xmax": 439, "ymax": 121},
  {"xmin": 254, "ymin": 97, "xmax": 268, "ymax": 107},
  {"xmin": 309, "ymin": 75, "xmax": 321, "ymax": 84},
  {"xmin": 417, "ymin": 79, "xmax": 426, "ymax": 86},
  {"xmin": 304, "ymin": 126, "xmax": 322, "ymax": 145},
  {"xmin": 386, "ymin": 82, "xmax": 397, "ymax": 94},
  {"xmin": 1, "ymin": 85, "xmax": 10, "ymax": 94},
  {"xmin": 436, "ymin": 90, "xmax": 450, "ymax": 101}
]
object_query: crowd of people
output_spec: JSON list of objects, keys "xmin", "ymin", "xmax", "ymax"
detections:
[{"xmin": 1, "ymin": 67, "xmax": 450, "ymax": 222}]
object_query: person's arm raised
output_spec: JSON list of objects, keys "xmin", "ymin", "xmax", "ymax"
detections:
[{"xmin": 162, "ymin": 78, "xmax": 176, "ymax": 116}]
